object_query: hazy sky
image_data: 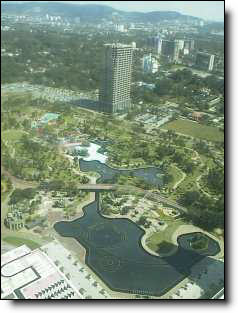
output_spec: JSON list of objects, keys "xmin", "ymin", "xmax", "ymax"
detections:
[
  {"xmin": 61, "ymin": 1, "xmax": 224, "ymax": 21},
  {"xmin": 5, "ymin": 1, "xmax": 224, "ymax": 22}
]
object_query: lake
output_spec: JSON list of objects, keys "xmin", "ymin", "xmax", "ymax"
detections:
[{"xmin": 54, "ymin": 160, "xmax": 220, "ymax": 296}]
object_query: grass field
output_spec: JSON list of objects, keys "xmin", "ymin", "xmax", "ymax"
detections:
[
  {"xmin": 167, "ymin": 165, "xmax": 184, "ymax": 189},
  {"xmin": 1, "ymin": 181, "xmax": 6, "ymax": 193},
  {"xmin": 162, "ymin": 119, "xmax": 224, "ymax": 142},
  {"xmin": 2, "ymin": 129, "xmax": 26, "ymax": 142},
  {"xmin": 146, "ymin": 219, "xmax": 185, "ymax": 252},
  {"xmin": 2, "ymin": 236, "xmax": 41, "ymax": 250}
]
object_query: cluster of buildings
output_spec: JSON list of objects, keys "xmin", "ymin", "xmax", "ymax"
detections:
[
  {"xmin": 135, "ymin": 113, "xmax": 173, "ymax": 128},
  {"xmin": 4, "ymin": 210, "xmax": 25, "ymax": 231},
  {"xmin": 1, "ymin": 13, "xmax": 71, "ymax": 29},
  {"xmin": 1, "ymin": 242, "xmax": 112, "ymax": 299},
  {"xmin": 1, "ymin": 37, "xmax": 219, "ymax": 117},
  {"xmin": 195, "ymin": 52, "xmax": 215, "ymax": 72},
  {"xmin": 93, "ymin": 40, "xmax": 217, "ymax": 114},
  {"xmin": 1, "ymin": 245, "xmax": 81, "ymax": 299},
  {"xmin": 147, "ymin": 34, "xmax": 216, "ymax": 71},
  {"xmin": 4, "ymin": 205, "xmax": 47, "ymax": 232},
  {"xmin": 114, "ymin": 24, "xmax": 126, "ymax": 32},
  {"xmin": 147, "ymin": 35, "xmax": 195, "ymax": 63},
  {"xmin": 1, "ymin": 83, "xmax": 84, "ymax": 103},
  {"xmin": 142, "ymin": 54, "xmax": 159, "ymax": 74},
  {"xmin": 1, "ymin": 48, "xmax": 21, "ymax": 57},
  {"xmin": 134, "ymin": 103, "xmax": 179, "ymax": 129}
]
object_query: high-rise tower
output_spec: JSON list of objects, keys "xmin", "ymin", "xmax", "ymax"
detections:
[
  {"xmin": 99, "ymin": 43, "xmax": 134, "ymax": 113},
  {"xmin": 196, "ymin": 52, "xmax": 215, "ymax": 71},
  {"xmin": 161, "ymin": 40, "xmax": 180, "ymax": 63}
]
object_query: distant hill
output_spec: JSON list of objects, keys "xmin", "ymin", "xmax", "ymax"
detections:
[{"xmin": 1, "ymin": 2, "xmax": 202, "ymax": 23}]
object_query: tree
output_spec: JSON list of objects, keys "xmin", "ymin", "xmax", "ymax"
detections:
[
  {"xmin": 206, "ymin": 166, "xmax": 224, "ymax": 194},
  {"xmin": 73, "ymin": 157, "xmax": 78, "ymax": 166},
  {"xmin": 154, "ymin": 79, "xmax": 173, "ymax": 96},
  {"xmin": 137, "ymin": 216, "xmax": 147, "ymax": 226},
  {"xmin": 194, "ymin": 140, "xmax": 210, "ymax": 155},
  {"xmin": 182, "ymin": 160, "xmax": 195, "ymax": 174},
  {"xmin": 180, "ymin": 190, "xmax": 200, "ymax": 206},
  {"xmin": 81, "ymin": 175, "xmax": 89, "ymax": 184},
  {"xmin": 121, "ymin": 206, "xmax": 130, "ymax": 215},
  {"xmin": 163, "ymin": 173, "xmax": 173, "ymax": 185},
  {"xmin": 9, "ymin": 188, "xmax": 37, "ymax": 205}
]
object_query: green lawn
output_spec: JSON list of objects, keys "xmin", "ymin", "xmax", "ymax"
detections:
[
  {"xmin": 162, "ymin": 119, "xmax": 224, "ymax": 142},
  {"xmin": 146, "ymin": 219, "xmax": 185, "ymax": 252},
  {"xmin": 191, "ymin": 236, "xmax": 209, "ymax": 250},
  {"xmin": 170, "ymin": 65, "xmax": 187, "ymax": 70},
  {"xmin": 1, "ymin": 181, "xmax": 6, "ymax": 193},
  {"xmin": 172, "ymin": 166, "xmax": 201, "ymax": 200},
  {"xmin": 1, "ymin": 183, "xmax": 12, "ymax": 203},
  {"xmin": 2, "ymin": 129, "xmax": 26, "ymax": 142},
  {"xmin": 2, "ymin": 236, "xmax": 41, "ymax": 250},
  {"xmin": 167, "ymin": 164, "xmax": 184, "ymax": 189}
]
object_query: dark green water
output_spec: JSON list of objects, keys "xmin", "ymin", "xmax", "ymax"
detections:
[
  {"xmin": 54, "ymin": 201, "xmax": 220, "ymax": 295},
  {"xmin": 79, "ymin": 159, "xmax": 163, "ymax": 186},
  {"xmin": 54, "ymin": 161, "xmax": 220, "ymax": 296}
]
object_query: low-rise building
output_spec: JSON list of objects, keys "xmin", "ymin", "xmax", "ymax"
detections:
[
  {"xmin": 4, "ymin": 210, "xmax": 25, "ymax": 230},
  {"xmin": 1, "ymin": 245, "xmax": 82, "ymax": 299}
]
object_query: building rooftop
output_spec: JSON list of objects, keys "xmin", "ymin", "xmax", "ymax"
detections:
[
  {"xmin": 104, "ymin": 43, "xmax": 133, "ymax": 48},
  {"xmin": 1, "ymin": 245, "xmax": 81, "ymax": 299}
]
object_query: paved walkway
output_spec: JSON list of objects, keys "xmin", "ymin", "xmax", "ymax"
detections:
[{"xmin": 172, "ymin": 166, "xmax": 186, "ymax": 190}]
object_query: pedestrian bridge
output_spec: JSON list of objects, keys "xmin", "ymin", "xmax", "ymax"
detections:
[{"xmin": 78, "ymin": 184, "xmax": 116, "ymax": 192}]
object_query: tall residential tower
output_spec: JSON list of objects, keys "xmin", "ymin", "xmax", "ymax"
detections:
[
  {"xmin": 99, "ymin": 43, "xmax": 134, "ymax": 113},
  {"xmin": 161, "ymin": 40, "xmax": 180, "ymax": 63},
  {"xmin": 196, "ymin": 52, "xmax": 215, "ymax": 71}
]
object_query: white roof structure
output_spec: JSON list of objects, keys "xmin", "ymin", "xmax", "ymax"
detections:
[{"xmin": 1, "ymin": 245, "xmax": 81, "ymax": 299}]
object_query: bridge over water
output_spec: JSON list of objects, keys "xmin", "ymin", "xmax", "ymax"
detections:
[
  {"xmin": 78, "ymin": 183, "xmax": 188, "ymax": 214},
  {"xmin": 77, "ymin": 184, "xmax": 116, "ymax": 191}
]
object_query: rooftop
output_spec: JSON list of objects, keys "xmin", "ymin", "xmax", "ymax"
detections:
[
  {"xmin": 104, "ymin": 43, "xmax": 134, "ymax": 48},
  {"xmin": 1, "ymin": 245, "xmax": 81, "ymax": 299}
]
